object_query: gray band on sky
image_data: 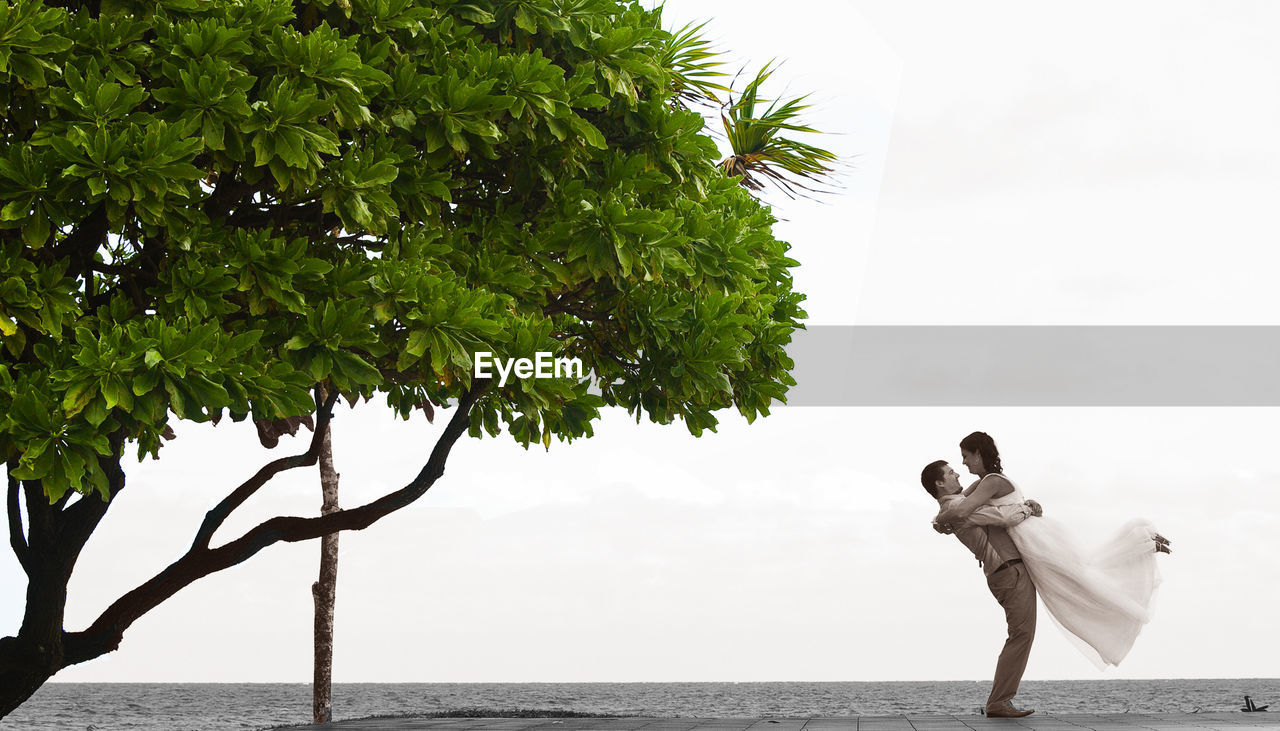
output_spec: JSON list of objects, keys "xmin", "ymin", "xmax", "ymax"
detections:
[{"xmin": 780, "ymin": 326, "xmax": 1280, "ymax": 406}]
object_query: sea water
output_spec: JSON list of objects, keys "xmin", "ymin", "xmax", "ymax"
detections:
[{"xmin": 3, "ymin": 679, "xmax": 1276, "ymax": 730}]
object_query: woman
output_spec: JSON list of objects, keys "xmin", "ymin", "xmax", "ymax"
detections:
[{"xmin": 947, "ymin": 431, "xmax": 1170, "ymax": 668}]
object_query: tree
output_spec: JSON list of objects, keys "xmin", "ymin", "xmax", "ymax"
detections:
[{"xmin": 0, "ymin": 0, "xmax": 813, "ymax": 717}]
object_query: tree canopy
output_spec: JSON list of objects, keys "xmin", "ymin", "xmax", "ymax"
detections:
[
  {"xmin": 0, "ymin": 0, "xmax": 805, "ymax": 501},
  {"xmin": 0, "ymin": 0, "xmax": 809, "ymax": 717}
]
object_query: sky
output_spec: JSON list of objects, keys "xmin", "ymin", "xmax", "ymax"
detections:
[{"xmin": 4, "ymin": 0, "xmax": 1280, "ymax": 685}]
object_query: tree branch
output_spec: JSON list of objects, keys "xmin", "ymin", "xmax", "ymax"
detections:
[
  {"xmin": 64, "ymin": 379, "xmax": 490, "ymax": 667},
  {"xmin": 226, "ymin": 201, "xmax": 339, "ymax": 232},
  {"xmin": 225, "ymin": 378, "xmax": 488, "ymax": 548},
  {"xmin": 201, "ymin": 170, "xmax": 254, "ymax": 221},
  {"xmin": 48, "ymin": 203, "xmax": 107, "ymax": 272},
  {"xmin": 87, "ymin": 261, "xmax": 134, "ymax": 276},
  {"xmin": 542, "ymin": 278, "xmax": 596, "ymax": 316},
  {"xmin": 190, "ymin": 388, "xmax": 340, "ymax": 552},
  {"xmin": 7, "ymin": 471, "xmax": 30, "ymax": 576},
  {"xmin": 21, "ymin": 479, "xmax": 71, "ymax": 554}
]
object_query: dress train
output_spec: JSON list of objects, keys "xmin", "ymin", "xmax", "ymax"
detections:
[{"xmin": 992, "ymin": 487, "xmax": 1162, "ymax": 668}]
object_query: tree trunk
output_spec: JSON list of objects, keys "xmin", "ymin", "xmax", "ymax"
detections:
[
  {"xmin": 311, "ymin": 416, "xmax": 340, "ymax": 724},
  {"xmin": 0, "ymin": 569, "xmax": 66, "ymax": 719},
  {"xmin": 2, "ymin": 475, "xmax": 115, "ymax": 718},
  {"xmin": 0, "ymin": 570, "xmax": 68, "ymax": 715},
  {"xmin": 0, "ymin": 638, "xmax": 58, "ymax": 718}
]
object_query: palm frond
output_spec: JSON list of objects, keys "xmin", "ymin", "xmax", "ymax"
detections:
[
  {"xmin": 659, "ymin": 21, "xmax": 732, "ymax": 108},
  {"xmin": 719, "ymin": 62, "xmax": 839, "ymax": 199}
]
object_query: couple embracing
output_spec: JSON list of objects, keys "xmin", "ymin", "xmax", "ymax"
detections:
[{"xmin": 921, "ymin": 432, "xmax": 1171, "ymax": 718}]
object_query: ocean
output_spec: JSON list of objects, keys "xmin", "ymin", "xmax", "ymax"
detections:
[{"xmin": 2, "ymin": 679, "xmax": 1276, "ymax": 730}]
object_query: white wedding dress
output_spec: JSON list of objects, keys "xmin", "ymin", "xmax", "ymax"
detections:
[{"xmin": 988, "ymin": 481, "xmax": 1163, "ymax": 668}]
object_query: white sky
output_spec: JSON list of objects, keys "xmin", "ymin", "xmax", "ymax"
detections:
[{"xmin": 4, "ymin": 0, "xmax": 1280, "ymax": 684}]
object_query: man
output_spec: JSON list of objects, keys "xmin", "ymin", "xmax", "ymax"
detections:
[{"xmin": 921, "ymin": 460, "xmax": 1041, "ymax": 718}]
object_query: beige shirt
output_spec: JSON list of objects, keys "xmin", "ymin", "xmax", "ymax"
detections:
[{"xmin": 937, "ymin": 494, "xmax": 1030, "ymax": 577}]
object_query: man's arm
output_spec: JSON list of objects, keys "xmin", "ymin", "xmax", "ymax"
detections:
[{"xmin": 936, "ymin": 474, "xmax": 1013, "ymax": 524}]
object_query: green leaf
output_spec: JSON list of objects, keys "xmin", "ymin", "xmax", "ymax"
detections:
[
  {"xmin": 62, "ymin": 381, "xmax": 97, "ymax": 416},
  {"xmin": 83, "ymin": 397, "xmax": 108, "ymax": 428},
  {"xmin": 332, "ymin": 350, "xmax": 381, "ymax": 386},
  {"xmin": 133, "ymin": 369, "xmax": 161, "ymax": 396},
  {"xmin": 513, "ymin": 7, "xmax": 537, "ymax": 33},
  {"xmin": 570, "ymin": 117, "xmax": 607, "ymax": 149},
  {"xmin": 405, "ymin": 329, "xmax": 431, "ymax": 358},
  {"xmin": 1, "ymin": 199, "xmax": 29, "ymax": 221},
  {"xmin": 202, "ymin": 115, "xmax": 226, "ymax": 151},
  {"xmin": 22, "ymin": 212, "xmax": 50, "ymax": 248},
  {"xmin": 8, "ymin": 53, "xmax": 47, "ymax": 88},
  {"xmin": 101, "ymin": 378, "xmax": 133, "ymax": 411},
  {"xmin": 454, "ymin": 4, "xmax": 495, "ymax": 23}
]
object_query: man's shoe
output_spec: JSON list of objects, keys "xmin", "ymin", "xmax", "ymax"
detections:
[{"xmin": 985, "ymin": 703, "xmax": 1034, "ymax": 718}]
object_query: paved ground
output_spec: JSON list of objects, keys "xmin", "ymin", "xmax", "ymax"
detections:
[{"xmin": 277, "ymin": 713, "xmax": 1280, "ymax": 731}]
